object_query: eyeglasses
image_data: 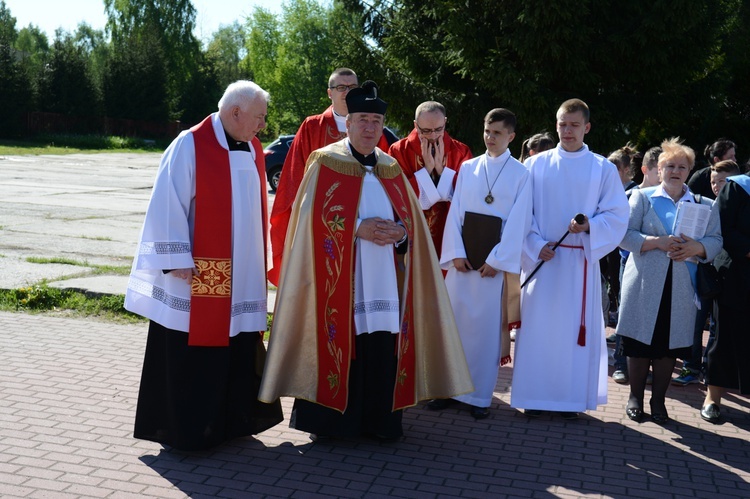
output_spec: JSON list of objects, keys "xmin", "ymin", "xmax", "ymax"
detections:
[
  {"xmin": 416, "ymin": 125, "xmax": 445, "ymax": 135},
  {"xmin": 330, "ymin": 84, "xmax": 359, "ymax": 92}
]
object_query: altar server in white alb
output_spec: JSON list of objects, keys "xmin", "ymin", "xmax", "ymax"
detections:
[
  {"xmin": 125, "ymin": 80, "xmax": 283, "ymax": 451},
  {"xmin": 511, "ymin": 99, "xmax": 629, "ymax": 419},
  {"xmin": 431, "ymin": 108, "xmax": 532, "ymax": 420}
]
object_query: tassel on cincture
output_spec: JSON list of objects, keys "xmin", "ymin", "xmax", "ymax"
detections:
[{"xmin": 577, "ymin": 325, "xmax": 586, "ymax": 346}]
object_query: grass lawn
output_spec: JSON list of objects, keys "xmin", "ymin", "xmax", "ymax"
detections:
[
  {"xmin": 0, "ymin": 134, "xmax": 168, "ymax": 155},
  {"xmin": 0, "ymin": 133, "xmax": 275, "ymax": 155}
]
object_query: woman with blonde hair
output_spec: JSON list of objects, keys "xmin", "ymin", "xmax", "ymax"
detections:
[{"xmin": 616, "ymin": 138, "xmax": 723, "ymax": 423}]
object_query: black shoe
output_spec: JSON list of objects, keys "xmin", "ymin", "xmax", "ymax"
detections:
[
  {"xmin": 470, "ymin": 406, "xmax": 490, "ymax": 419},
  {"xmin": 373, "ymin": 433, "xmax": 402, "ymax": 442},
  {"xmin": 649, "ymin": 401, "xmax": 669, "ymax": 424},
  {"xmin": 559, "ymin": 411, "xmax": 579, "ymax": 420},
  {"xmin": 524, "ymin": 409, "xmax": 543, "ymax": 418},
  {"xmin": 700, "ymin": 403, "xmax": 721, "ymax": 424},
  {"xmin": 426, "ymin": 398, "xmax": 457, "ymax": 411},
  {"xmin": 626, "ymin": 407, "xmax": 643, "ymax": 422}
]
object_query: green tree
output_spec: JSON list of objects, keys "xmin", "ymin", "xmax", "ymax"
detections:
[
  {"xmin": 341, "ymin": 0, "xmax": 739, "ymax": 155},
  {"xmin": 0, "ymin": 0, "xmax": 15, "ymax": 43},
  {"xmin": 0, "ymin": 0, "xmax": 31, "ymax": 136},
  {"xmin": 39, "ymin": 29, "xmax": 101, "ymax": 117},
  {"xmin": 74, "ymin": 22, "xmax": 109, "ymax": 107},
  {"xmin": 103, "ymin": 26, "xmax": 169, "ymax": 122},
  {"xmin": 243, "ymin": 0, "xmax": 339, "ymax": 137},
  {"xmin": 205, "ymin": 22, "xmax": 250, "ymax": 91},
  {"xmin": 104, "ymin": 0, "xmax": 202, "ymax": 121},
  {"xmin": 715, "ymin": 0, "xmax": 750, "ymax": 157},
  {"xmin": 178, "ymin": 50, "xmax": 224, "ymax": 125},
  {"xmin": 15, "ymin": 24, "xmax": 49, "ymax": 109}
]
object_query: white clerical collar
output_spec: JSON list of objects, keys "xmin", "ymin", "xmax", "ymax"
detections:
[
  {"xmin": 486, "ymin": 149, "xmax": 511, "ymax": 164},
  {"xmin": 333, "ymin": 110, "xmax": 347, "ymax": 132},
  {"xmin": 557, "ymin": 143, "xmax": 590, "ymax": 159}
]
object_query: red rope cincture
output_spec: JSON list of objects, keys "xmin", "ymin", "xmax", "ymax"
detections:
[{"xmin": 559, "ymin": 244, "xmax": 587, "ymax": 347}]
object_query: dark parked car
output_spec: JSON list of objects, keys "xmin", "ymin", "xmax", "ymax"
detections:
[
  {"xmin": 263, "ymin": 134, "xmax": 294, "ymax": 192},
  {"xmin": 262, "ymin": 128, "xmax": 400, "ymax": 192}
]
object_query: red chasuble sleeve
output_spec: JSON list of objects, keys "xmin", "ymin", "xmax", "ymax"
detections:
[{"xmin": 269, "ymin": 108, "xmax": 341, "ymax": 285}]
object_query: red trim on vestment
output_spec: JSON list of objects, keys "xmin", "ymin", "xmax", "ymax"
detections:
[
  {"xmin": 309, "ymin": 161, "xmax": 420, "ymax": 412},
  {"xmin": 379, "ymin": 177, "xmax": 418, "ymax": 409},
  {"xmin": 312, "ymin": 166, "xmax": 361, "ymax": 411}
]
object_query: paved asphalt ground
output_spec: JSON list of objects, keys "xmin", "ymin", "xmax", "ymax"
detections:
[{"xmin": 1, "ymin": 153, "xmax": 749, "ymax": 498}]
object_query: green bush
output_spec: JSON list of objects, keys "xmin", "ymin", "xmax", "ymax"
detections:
[
  {"xmin": 0, "ymin": 285, "xmax": 142, "ymax": 322},
  {"xmin": 34, "ymin": 133, "xmax": 167, "ymax": 151},
  {"xmin": 13, "ymin": 285, "xmax": 64, "ymax": 309},
  {"xmin": 1, "ymin": 285, "xmax": 275, "ymax": 329}
]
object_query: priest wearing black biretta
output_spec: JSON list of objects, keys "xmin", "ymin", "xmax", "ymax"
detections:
[{"xmin": 258, "ymin": 81, "xmax": 473, "ymax": 441}]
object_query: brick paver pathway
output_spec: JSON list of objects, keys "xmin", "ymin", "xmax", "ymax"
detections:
[{"xmin": 1, "ymin": 311, "xmax": 748, "ymax": 498}]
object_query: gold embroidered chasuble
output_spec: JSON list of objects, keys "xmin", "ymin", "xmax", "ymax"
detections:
[{"xmin": 259, "ymin": 141, "xmax": 472, "ymax": 412}]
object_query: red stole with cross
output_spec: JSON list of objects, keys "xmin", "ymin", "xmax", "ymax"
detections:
[
  {"xmin": 311, "ymin": 161, "xmax": 417, "ymax": 412},
  {"xmin": 188, "ymin": 116, "xmax": 268, "ymax": 347}
]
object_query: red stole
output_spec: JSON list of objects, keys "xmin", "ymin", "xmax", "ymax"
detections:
[
  {"xmin": 188, "ymin": 116, "xmax": 268, "ymax": 347},
  {"xmin": 268, "ymin": 107, "xmax": 390, "ymax": 285},
  {"xmin": 311, "ymin": 162, "xmax": 417, "ymax": 412},
  {"xmin": 389, "ymin": 129, "xmax": 472, "ymax": 257}
]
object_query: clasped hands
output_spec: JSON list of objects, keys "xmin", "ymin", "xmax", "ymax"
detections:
[
  {"xmin": 453, "ymin": 258, "xmax": 499, "ymax": 278},
  {"xmin": 356, "ymin": 217, "xmax": 406, "ymax": 246},
  {"xmin": 663, "ymin": 234, "xmax": 705, "ymax": 261},
  {"xmin": 420, "ymin": 136, "xmax": 446, "ymax": 175}
]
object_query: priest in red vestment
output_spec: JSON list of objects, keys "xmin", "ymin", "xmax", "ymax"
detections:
[
  {"xmin": 259, "ymin": 81, "xmax": 472, "ymax": 441},
  {"xmin": 388, "ymin": 101, "xmax": 473, "ymax": 258},
  {"xmin": 268, "ymin": 68, "xmax": 395, "ymax": 285},
  {"xmin": 126, "ymin": 81, "xmax": 283, "ymax": 451}
]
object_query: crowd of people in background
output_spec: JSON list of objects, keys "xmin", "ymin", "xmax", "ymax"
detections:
[{"xmin": 124, "ymin": 71, "xmax": 750, "ymax": 451}]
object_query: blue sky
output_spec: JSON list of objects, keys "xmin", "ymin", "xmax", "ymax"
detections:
[{"xmin": 4, "ymin": 0, "xmax": 282, "ymax": 44}]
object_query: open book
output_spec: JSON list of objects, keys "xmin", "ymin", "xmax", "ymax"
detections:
[
  {"xmin": 673, "ymin": 201, "xmax": 710, "ymax": 240},
  {"xmin": 673, "ymin": 201, "xmax": 711, "ymax": 264}
]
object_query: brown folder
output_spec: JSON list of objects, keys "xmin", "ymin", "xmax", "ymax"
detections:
[{"xmin": 461, "ymin": 211, "xmax": 502, "ymax": 270}]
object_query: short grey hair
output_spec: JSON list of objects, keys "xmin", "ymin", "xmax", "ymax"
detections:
[
  {"xmin": 414, "ymin": 101, "xmax": 446, "ymax": 120},
  {"xmin": 218, "ymin": 80, "xmax": 269, "ymax": 111}
]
